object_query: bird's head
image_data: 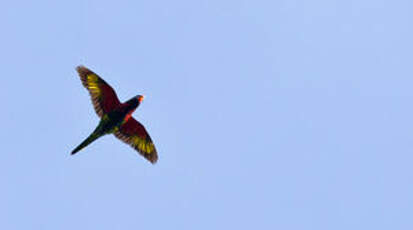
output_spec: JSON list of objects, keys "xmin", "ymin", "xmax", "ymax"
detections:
[
  {"xmin": 125, "ymin": 95, "xmax": 144, "ymax": 109},
  {"xmin": 136, "ymin": 95, "xmax": 144, "ymax": 103}
]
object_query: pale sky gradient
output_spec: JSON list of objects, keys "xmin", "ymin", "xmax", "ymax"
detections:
[{"xmin": 1, "ymin": 0, "xmax": 413, "ymax": 229}]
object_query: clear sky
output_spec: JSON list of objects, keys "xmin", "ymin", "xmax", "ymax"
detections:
[{"xmin": 1, "ymin": 0, "xmax": 412, "ymax": 229}]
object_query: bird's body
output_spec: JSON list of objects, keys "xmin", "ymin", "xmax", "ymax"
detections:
[{"xmin": 71, "ymin": 66, "xmax": 158, "ymax": 163}]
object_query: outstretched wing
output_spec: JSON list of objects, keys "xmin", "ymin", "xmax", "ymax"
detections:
[
  {"xmin": 114, "ymin": 117, "xmax": 158, "ymax": 164},
  {"xmin": 76, "ymin": 66, "xmax": 121, "ymax": 117}
]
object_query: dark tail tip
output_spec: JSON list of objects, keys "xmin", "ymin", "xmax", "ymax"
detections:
[{"xmin": 71, "ymin": 147, "xmax": 81, "ymax": 155}]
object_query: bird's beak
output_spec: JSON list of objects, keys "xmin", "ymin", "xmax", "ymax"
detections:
[{"xmin": 139, "ymin": 95, "xmax": 144, "ymax": 103}]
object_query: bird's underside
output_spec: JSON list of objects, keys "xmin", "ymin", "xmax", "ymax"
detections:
[{"xmin": 72, "ymin": 66, "xmax": 158, "ymax": 164}]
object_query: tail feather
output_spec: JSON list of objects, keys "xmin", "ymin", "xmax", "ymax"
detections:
[{"xmin": 71, "ymin": 132, "xmax": 101, "ymax": 155}]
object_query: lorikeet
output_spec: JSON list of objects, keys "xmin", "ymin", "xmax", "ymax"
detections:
[{"xmin": 71, "ymin": 66, "xmax": 158, "ymax": 164}]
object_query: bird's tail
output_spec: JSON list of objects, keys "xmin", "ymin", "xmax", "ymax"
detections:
[{"xmin": 71, "ymin": 132, "xmax": 101, "ymax": 155}]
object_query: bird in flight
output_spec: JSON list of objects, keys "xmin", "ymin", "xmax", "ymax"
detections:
[{"xmin": 71, "ymin": 66, "xmax": 158, "ymax": 164}]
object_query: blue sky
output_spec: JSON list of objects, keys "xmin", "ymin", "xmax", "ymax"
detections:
[{"xmin": 1, "ymin": 0, "xmax": 413, "ymax": 229}]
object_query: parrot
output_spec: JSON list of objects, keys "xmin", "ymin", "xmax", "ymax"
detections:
[{"xmin": 71, "ymin": 66, "xmax": 158, "ymax": 164}]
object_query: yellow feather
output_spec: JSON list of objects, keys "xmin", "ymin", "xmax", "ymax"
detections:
[
  {"xmin": 133, "ymin": 137, "xmax": 140, "ymax": 146},
  {"xmin": 87, "ymin": 79, "xmax": 100, "ymax": 95},
  {"xmin": 87, "ymin": 74, "xmax": 98, "ymax": 82},
  {"xmin": 139, "ymin": 141, "xmax": 145, "ymax": 151},
  {"xmin": 148, "ymin": 144, "xmax": 154, "ymax": 153}
]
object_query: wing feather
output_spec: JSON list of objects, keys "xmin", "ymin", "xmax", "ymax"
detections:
[
  {"xmin": 76, "ymin": 66, "xmax": 121, "ymax": 117},
  {"xmin": 114, "ymin": 117, "xmax": 158, "ymax": 164}
]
